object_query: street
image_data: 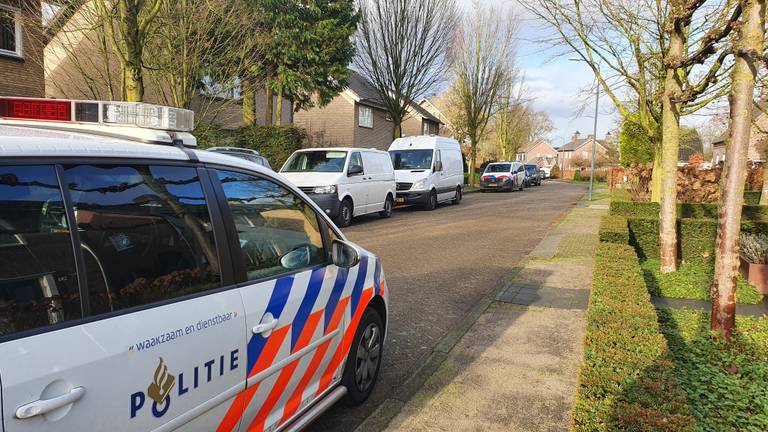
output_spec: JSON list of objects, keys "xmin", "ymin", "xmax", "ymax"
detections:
[{"xmin": 309, "ymin": 181, "xmax": 588, "ymax": 431}]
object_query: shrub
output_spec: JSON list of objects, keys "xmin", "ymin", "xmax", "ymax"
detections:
[
  {"xmin": 194, "ymin": 123, "xmax": 307, "ymax": 168},
  {"xmin": 741, "ymin": 232, "xmax": 768, "ymax": 264},
  {"xmin": 550, "ymin": 164, "xmax": 560, "ymax": 179},
  {"xmin": 610, "ymin": 201, "xmax": 659, "ymax": 218},
  {"xmin": 611, "ymin": 201, "xmax": 768, "ymax": 222},
  {"xmin": 744, "ymin": 191, "xmax": 762, "ymax": 205},
  {"xmin": 599, "ymin": 215, "xmax": 629, "ymax": 244},
  {"xmin": 574, "ymin": 169, "xmax": 583, "ymax": 181},
  {"xmin": 571, "ymin": 243, "xmax": 694, "ymax": 431}
]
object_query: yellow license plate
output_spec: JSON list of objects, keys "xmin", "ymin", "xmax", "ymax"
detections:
[
  {"xmin": 396, "ymin": 197, "xmax": 405, "ymax": 203},
  {"xmin": 488, "ymin": 183, "xmax": 498, "ymax": 187}
]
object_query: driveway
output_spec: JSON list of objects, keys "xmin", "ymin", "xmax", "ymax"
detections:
[{"xmin": 308, "ymin": 181, "xmax": 587, "ymax": 431}]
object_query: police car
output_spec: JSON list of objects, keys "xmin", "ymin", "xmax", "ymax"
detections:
[{"xmin": 0, "ymin": 97, "xmax": 388, "ymax": 432}]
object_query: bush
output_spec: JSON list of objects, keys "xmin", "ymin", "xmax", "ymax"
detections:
[
  {"xmin": 574, "ymin": 169, "xmax": 583, "ymax": 181},
  {"xmin": 744, "ymin": 190, "xmax": 762, "ymax": 205},
  {"xmin": 610, "ymin": 200, "xmax": 768, "ymax": 222},
  {"xmin": 550, "ymin": 164, "xmax": 560, "ymax": 179},
  {"xmin": 195, "ymin": 123, "xmax": 307, "ymax": 168},
  {"xmin": 599, "ymin": 215, "xmax": 629, "ymax": 244},
  {"xmin": 571, "ymin": 243, "xmax": 694, "ymax": 431}
]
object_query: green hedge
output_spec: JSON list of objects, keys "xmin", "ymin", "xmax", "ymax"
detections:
[
  {"xmin": 610, "ymin": 198, "xmax": 768, "ymax": 221},
  {"xmin": 744, "ymin": 190, "xmax": 761, "ymax": 205},
  {"xmin": 628, "ymin": 217, "xmax": 768, "ymax": 262},
  {"xmin": 571, "ymin": 243, "xmax": 694, "ymax": 431},
  {"xmin": 599, "ymin": 215, "xmax": 629, "ymax": 244},
  {"xmin": 195, "ymin": 124, "xmax": 307, "ymax": 168}
]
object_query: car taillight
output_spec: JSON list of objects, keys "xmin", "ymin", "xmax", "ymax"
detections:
[
  {"xmin": 497, "ymin": 175, "xmax": 508, "ymax": 180},
  {"xmin": 482, "ymin": 175, "xmax": 491, "ymax": 181}
]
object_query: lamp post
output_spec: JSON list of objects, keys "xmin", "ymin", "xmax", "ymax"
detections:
[{"xmin": 569, "ymin": 58, "xmax": 599, "ymax": 201}]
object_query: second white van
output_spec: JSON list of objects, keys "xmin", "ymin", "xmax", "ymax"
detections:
[
  {"xmin": 280, "ymin": 148, "xmax": 397, "ymax": 227},
  {"xmin": 388, "ymin": 136, "xmax": 464, "ymax": 210}
]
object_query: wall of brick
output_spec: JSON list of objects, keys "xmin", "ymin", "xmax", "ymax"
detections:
[
  {"xmin": 294, "ymin": 96, "xmax": 355, "ymax": 148},
  {"xmin": 354, "ymin": 103, "xmax": 394, "ymax": 150},
  {"xmin": 0, "ymin": 0, "xmax": 44, "ymax": 97}
]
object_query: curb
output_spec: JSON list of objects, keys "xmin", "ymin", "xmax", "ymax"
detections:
[{"xmin": 353, "ymin": 195, "xmax": 580, "ymax": 432}]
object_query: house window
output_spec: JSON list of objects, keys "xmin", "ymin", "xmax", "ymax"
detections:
[
  {"xmin": 358, "ymin": 105, "xmax": 373, "ymax": 128},
  {"xmin": 0, "ymin": 4, "xmax": 21, "ymax": 58}
]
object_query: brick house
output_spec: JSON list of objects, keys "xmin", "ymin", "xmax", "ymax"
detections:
[
  {"xmin": 515, "ymin": 139, "xmax": 558, "ymax": 169},
  {"xmin": 294, "ymin": 71, "xmax": 441, "ymax": 151},
  {"xmin": 711, "ymin": 111, "xmax": 767, "ymax": 164},
  {"xmin": 0, "ymin": 0, "xmax": 44, "ymax": 97},
  {"xmin": 557, "ymin": 131, "xmax": 612, "ymax": 170}
]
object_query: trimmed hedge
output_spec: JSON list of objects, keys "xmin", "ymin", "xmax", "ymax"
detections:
[
  {"xmin": 599, "ymin": 215, "xmax": 629, "ymax": 244},
  {"xmin": 628, "ymin": 217, "xmax": 768, "ymax": 262},
  {"xmin": 571, "ymin": 243, "xmax": 695, "ymax": 431},
  {"xmin": 611, "ymin": 200, "xmax": 768, "ymax": 221},
  {"xmin": 195, "ymin": 123, "xmax": 307, "ymax": 168}
]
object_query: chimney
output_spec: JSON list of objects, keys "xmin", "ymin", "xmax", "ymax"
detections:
[
  {"xmin": 604, "ymin": 132, "xmax": 613, "ymax": 143},
  {"xmin": 571, "ymin": 131, "xmax": 581, "ymax": 141},
  {"xmin": 587, "ymin": 134, "xmax": 595, "ymax": 140}
]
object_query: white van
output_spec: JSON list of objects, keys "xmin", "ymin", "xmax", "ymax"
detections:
[
  {"xmin": 280, "ymin": 148, "xmax": 396, "ymax": 227},
  {"xmin": 388, "ymin": 136, "xmax": 464, "ymax": 210},
  {"xmin": 0, "ymin": 97, "xmax": 389, "ymax": 432}
]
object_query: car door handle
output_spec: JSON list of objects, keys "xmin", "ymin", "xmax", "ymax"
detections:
[
  {"xmin": 16, "ymin": 386, "xmax": 86, "ymax": 419},
  {"xmin": 252, "ymin": 318, "xmax": 279, "ymax": 335}
]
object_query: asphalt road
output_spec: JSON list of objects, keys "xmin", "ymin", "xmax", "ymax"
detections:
[{"xmin": 308, "ymin": 180, "xmax": 588, "ymax": 431}]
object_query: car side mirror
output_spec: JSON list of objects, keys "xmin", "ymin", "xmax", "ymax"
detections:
[
  {"xmin": 348, "ymin": 165, "xmax": 363, "ymax": 176},
  {"xmin": 332, "ymin": 239, "xmax": 360, "ymax": 268},
  {"xmin": 434, "ymin": 161, "xmax": 443, "ymax": 172}
]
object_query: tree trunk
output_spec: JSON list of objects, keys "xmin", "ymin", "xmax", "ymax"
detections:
[
  {"xmin": 242, "ymin": 77, "xmax": 256, "ymax": 126},
  {"xmin": 264, "ymin": 83, "xmax": 274, "ymax": 126},
  {"xmin": 468, "ymin": 137, "xmax": 477, "ymax": 186},
  {"xmin": 760, "ymin": 163, "xmax": 768, "ymax": 204},
  {"xmin": 393, "ymin": 122, "xmax": 402, "ymax": 141},
  {"xmin": 275, "ymin": 78, "xmax": 284, "ymax": 127},
  {"xmin": 712, "ymin": 0, "xmax": 766, "ymax": 339},
  {"xmin": 658, "ymin": 18, "xmax": 685, "ymax": 274}
]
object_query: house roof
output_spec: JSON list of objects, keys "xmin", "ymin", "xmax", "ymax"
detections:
[
  {"xmin": 523, "ymin": 139, "xmax": 555, "ymax": 153},
  {"xmin": 558, "ymin": 136, "xmax": 609, "ymax": 152},
  {"xmin": 345, "ymin": 72, "xmax": 442, "ymax": 124}
]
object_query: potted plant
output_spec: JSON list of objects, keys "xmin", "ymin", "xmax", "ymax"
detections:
[{"xmin": 740, "ymin": 232, "xmax": 768, "ymax": 294}]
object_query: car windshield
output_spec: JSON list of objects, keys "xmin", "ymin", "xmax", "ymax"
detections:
[
  {"xmin": 282, "ymin": 151, "xmax": 347, "ymax": 173},
  {"xmin": 389, "ymin": 149, "xmax": 434, "ymax": 170},
  {"xmin": 525, "ymin": 165, "xmax": 538, "ymax": 173},
  {"xmin": 485, "ymin": 164, "xmax": 511, "ymax": 173}
]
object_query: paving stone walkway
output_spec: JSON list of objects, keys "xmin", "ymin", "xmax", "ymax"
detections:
[{"xmin": 382, "ymin": 189, "xmax": 608, "ymax": 432}]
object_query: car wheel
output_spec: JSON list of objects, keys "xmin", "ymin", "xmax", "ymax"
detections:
[
  {"xmin": 336, "ymin": 198, "xmax": 353, "ymax": 227},
  {"xmin": 342, "ymin": 307, "xmax": 384, "ymax": 405},
  {"xmin": 379, "ymin": 195, "xmax": 394, "ymax": 218},
  {"xmin": 518, "ymin": 179, "xmax": 524, "ymax": 191},
  {"xmin": 424, "ymin": 190, "xmax": 437, "ymax": 210},
  {"xmin": 452, "ymin": 186, "xmax": 462, "ymax": 204}
]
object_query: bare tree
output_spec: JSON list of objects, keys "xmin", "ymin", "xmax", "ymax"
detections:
[
  {"xmin": 355, "ymin": 0, "xmax": 457, "ymax": 139},
  {"xmin": 452, "ymin": 2, "xmax": 517, "ymax": 185},
  {"xmin": 711, "ymin": 0, "xmax": 766, "ymax": 339}
]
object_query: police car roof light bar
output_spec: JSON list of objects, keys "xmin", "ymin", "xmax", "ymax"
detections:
[{"xmin": 0, "ymin": 97, "xmax": 194, "ymax": 132}]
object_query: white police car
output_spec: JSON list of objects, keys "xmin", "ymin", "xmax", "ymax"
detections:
[{"xmin": 0, "ymin": 97, "xmax": 388, "ymax": 432}]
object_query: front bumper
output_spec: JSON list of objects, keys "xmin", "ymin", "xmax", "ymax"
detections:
[
  {"xmin": 396, "ymin": 191, "xmax": 430, "ymax": 206},
  {"xmin": 306, "ymin": 192, "xmax": 341, "ymax": 218},
  {"xmin": 480, "ymin": 180, "xmax": 513, "ymax": 190}
]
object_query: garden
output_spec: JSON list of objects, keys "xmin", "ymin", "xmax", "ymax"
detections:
[{"xmin": 572, "ymin": 186, "xmax": 768, "ymax": 431}]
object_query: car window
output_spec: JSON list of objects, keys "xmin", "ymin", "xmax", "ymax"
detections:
[
  {"xmin": 485, "ymin": 163, "xmax": 511, "ymax": 173},
  {"xmin": 349, "ymin": 152, "xmax": 364, "ymax": 175},
  {"xmin": 64, "ymin": 164, "xmax": 220, "ymax": 315},
  {"xmin": 216, "ymin": 170, "xmax": 326, "ymax": 281},
  {"xmin": 0, "ymin": 165, "xmax": 82, "ymax": 337}
]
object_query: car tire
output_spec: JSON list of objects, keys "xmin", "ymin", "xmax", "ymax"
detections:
[
  {"xmin": 336, "ymin": 198, "xmax": 353, "ymax": 227},
  {"xmin": 379, "ymin": 195, "xmax": 394, "ymax": 218},
  {"xmin": 518, "ymin": 179, "xmax": 524, "ymax": 191},
  {"xmin": 342, "ymin": 307, "xmax": 384, "ymax": 406},
  {"xmin": 452, "ymin": 186, "xmax": 462, "ymax": 204},
  {"xmin": 424, "ymin": 190, "xmax": 437, "ymax": 211}
]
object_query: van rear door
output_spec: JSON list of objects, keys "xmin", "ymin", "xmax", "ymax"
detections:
[{"xmin": 0, "ymin": 164, "xmax": 247, "ymax": 432}]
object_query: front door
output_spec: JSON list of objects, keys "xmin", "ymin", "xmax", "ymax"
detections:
[
  {"xmin": 210, "ymin": 170, "xmax": 348, "ymax": 432},
  {"xmin": 0, "ymin": 163, "xmax": 247, "ymax": 432}
]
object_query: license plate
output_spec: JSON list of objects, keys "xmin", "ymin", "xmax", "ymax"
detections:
[
  {"xmin": 488, "ymin": 183, "xmax": 498, "ymax": 187},
  {"xmin": 396, "ymin": 197, "xmax": 405, "ymax": 203}
]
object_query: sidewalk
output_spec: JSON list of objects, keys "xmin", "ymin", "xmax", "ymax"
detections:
[{"xmin": 380, "ymin": 189, "xmax": 609, "ymax": 432}]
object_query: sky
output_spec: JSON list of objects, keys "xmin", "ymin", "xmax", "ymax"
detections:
[{"xmin": 457, "ymin": 0, "xmax": 617, "ymax": 148}]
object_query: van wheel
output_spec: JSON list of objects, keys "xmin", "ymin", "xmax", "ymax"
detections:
[
  {"xmin": 379, "ymin": 195, "xmax": 394, "ymax": 218},
  {"xmin": 336, "ymin": 199, "xmax": 353, "ymax": 227},
  {"xmin": 452, "ymin": 186, "xmax": 462, "ymax": 204},
  {"xmin": 518, "ymin": 180, "xmax": 524, "ymax": 191},
  {"xmin": 423, "ymin": 190, "xmax": 438, "ymax": 211},
  {"xmin": 342, "ymin": 307, "xmax": 384, "ymax": 405}
]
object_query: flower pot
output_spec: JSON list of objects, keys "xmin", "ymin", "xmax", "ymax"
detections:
[{"xmin": 739, "ymin": 256, "xmax": 768, "ymax": 295}]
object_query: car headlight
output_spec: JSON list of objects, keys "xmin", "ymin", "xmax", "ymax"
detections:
[
  {"xmin": 313, "ymin": 185, "xmax": 337, "ymax": 194},
  {"xmin": 412, "ymin": 179, "xmax": 427, "ymax": 190}
]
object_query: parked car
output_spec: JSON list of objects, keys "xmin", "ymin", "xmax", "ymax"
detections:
[
  {"xmin": 207, "ymin": 146, "xmax": 272, "ymax": 169},
  {"xmin": 524, "ymin": 164, "xmax": 542, "ymax": 187},
  {"xmin": 280, "ymin": 148, "xmax": 396, "ymax": 227},
  {"xmin": 539, "ymin": 169, "xmax": 547, "ymax": 180},
  {"xmin": 388, "ymin": 135, "xmax": 464, "ymax": 210},
  {"xmin": 479, "ymin": 162, "xmax": 525, "ymax": 192},
  {"xmin": 540, "ymin": 166, "xmax": 552, "ymax": 178},
  {"xmin": 0, "ymin": 97, "xmax": 388, "ymax": 432}
]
